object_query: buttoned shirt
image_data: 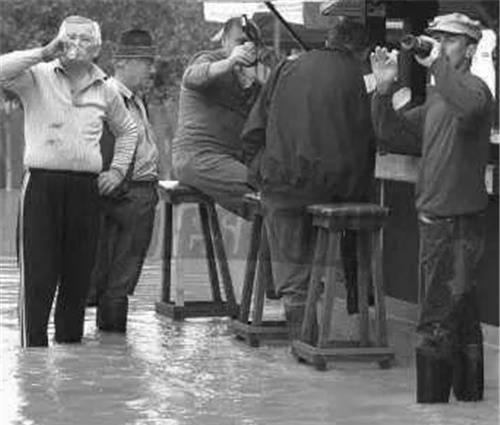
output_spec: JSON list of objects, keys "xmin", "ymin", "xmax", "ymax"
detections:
[
  {"xmin": 107, "ymin": 77, "xmax": 159, "ymax": 181},
  {"xmin": 0, "ymin": 48, "xmax": 137, "ymax": 175}
]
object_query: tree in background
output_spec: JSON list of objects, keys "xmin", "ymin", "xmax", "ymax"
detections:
[
  {"xmin": 0, "ymin": 0, "xmax": 219, "ymax": 101},
  {"xmin": 0, "ymin": 0, "xmax": 221, "ymax": 183}
]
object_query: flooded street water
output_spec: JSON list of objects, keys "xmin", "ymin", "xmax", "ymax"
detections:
[{"xmin": 1, "ymin": 191, "xmax": 499, "ymax": 425}]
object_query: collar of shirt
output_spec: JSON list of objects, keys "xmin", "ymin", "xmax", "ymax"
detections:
[
  {"xmin": 52, "ymin": 59, "xmax": 108, "ymax": 87},
  {"xmin": 107, "ymin": 76, "xmax": 134, "ymax": 101}
]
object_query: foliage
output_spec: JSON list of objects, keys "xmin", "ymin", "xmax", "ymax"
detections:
[{"xmin": 0, "ymin": 0, "xmax": 220, "ymax": 100}]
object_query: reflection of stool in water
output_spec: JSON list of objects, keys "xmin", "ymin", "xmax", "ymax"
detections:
[
  {"xmin": 154, "ymin": 181, "xmax": 238, "ymax": 320},
  {"xmin": 230, "ymin": 193, "xmax": 288, "ymax": 347},
  {"xmin": 292, "ymin": 203, "xmax": 395, "ymax": 370}
]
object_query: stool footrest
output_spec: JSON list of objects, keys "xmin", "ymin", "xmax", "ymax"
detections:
[
  {"xmin": 230, "ymin": 319, "xmax": 289, "ymax": 347},
  {"xmin": 291, "ymin": 340, "xmax": 395, "ymax": 371},
  {"xmin": 155, "ymin": 301, "xmax": 237, "ymax": 321}
]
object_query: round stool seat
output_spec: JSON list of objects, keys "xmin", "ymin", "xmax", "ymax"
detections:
[
  {"xmin": 158, "ymin": 180, "xmax": 211, "ymax": 204},
  {"xmin": 307, "ymin": 203, "xmax": 389, "ymax": 231},
  {"xmin": 242, "ymin": 192, "xmax": 262, "ymax": 218}
]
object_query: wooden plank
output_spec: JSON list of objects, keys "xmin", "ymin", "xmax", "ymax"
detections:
[{"xmin": 292, "ymin": 340, "xmax": 395, "ymax": 362}]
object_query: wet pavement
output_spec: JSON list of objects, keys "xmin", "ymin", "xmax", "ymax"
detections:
[{"xmin": 0, "ymin": 190, "xmax": 499, "ymax": 425}]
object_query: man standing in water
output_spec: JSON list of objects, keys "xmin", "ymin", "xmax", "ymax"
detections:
[{"xmin": 0, "ymin": 16, "xmax": 137, "ymax": 347}]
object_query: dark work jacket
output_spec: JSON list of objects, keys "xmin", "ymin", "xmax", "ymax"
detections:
[{"xmin": 242, "ymin": 46, "xmax": 375, "ymax": 201}]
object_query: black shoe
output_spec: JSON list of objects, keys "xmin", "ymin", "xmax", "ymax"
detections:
[
  {"xmin": 416, "ymin": 346, "xmax": 453, "ymax": 403},
  {"xmin": 452, "ymin": 344, "xmax": 484, "ymax": 402},
  {"xmin": 97, "ymin": 296, "xmax": 128, "ymax": 333}
]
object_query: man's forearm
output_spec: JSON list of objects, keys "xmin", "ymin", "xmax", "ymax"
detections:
[
  {"xmin": 109, "ymin": 124, "xmax": 137, "ymax": 178},
  {"xmin": 183, "ymin": 58, "xmax": 235, "ymax": 89},
  {"xmin": 431, "ymin": 56, "xmax": 491, "ymax": 118},
  {"xmin": 0, "ymin": 48, "xmax": 43, "ymax": 85}
]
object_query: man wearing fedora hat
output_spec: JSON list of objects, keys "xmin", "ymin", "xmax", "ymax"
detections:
[
  {"xmin": 370, "ymin": 13, "xmax": 493, "ymax": 403},
  {"xmin": 89, "ymin": 29, "xmax": 160, "ymax": 333}
]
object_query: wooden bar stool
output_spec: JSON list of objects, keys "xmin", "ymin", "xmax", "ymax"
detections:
[
  {"xmin": 230, "ymin": 193, "xmax": 288, "ymax": 347},
  {"xmin": 291, "ymin": 203, "xmax": 395, "ymax": 370},
  {"xmin": 154, "ymin": 180, "xmax": 238, "ymax": 320}
]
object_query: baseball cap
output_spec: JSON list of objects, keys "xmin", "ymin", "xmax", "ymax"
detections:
[{"xmin": 426, "ymin": 13, "xmax": 482, "ymax": 42}]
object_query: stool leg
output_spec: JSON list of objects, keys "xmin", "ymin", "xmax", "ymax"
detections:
[
  {"xmin": 172, "ymin": 204, "xmax": 185, "ymax": 309},
  {"xmin": 259, "ymin": 228, "xmax": 277, "ymax": 299},
  {"xmin": 251, "ymin": 231, "xmax": 267, "ymax": 326},
  {"xmin": 301, "ymin": 228, "xmax": 327, "ymax": 344},
  {"xmin": 198, "ymin": 203, "xmax": 222, "ymax": 303},
  {"xmin": 318, "ymin": 233, "xmax": 340, "ymax": 348},
  {"xmin": 239, "ymin": 215, "xmax": 263, "ymax": 322},
  {"xmin": 357, "ymin": 231, "xmax": 371, "ymax": 347},
  {"xmin": 161, "ymin": 203, "xmax": 173, "ymax": 304},
  {"xmin": 207, "ymin": 203, "xmax": 238, "ymax": 315},
  {"xmin": 372, "ymin": 227, "xmax": 388, "ymax": 347}
]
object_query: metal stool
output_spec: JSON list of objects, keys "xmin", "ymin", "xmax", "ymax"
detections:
[
  {"xmin": 292, "ymin": 203, "xmax": 395, "ymax": 370},
  {"xmin": 154, "ymin": 180, "xmax": 238, "ymax": 320},
  {"xmin": 230, "ymin": 193, "xmax": 288, "ymax": 347}
]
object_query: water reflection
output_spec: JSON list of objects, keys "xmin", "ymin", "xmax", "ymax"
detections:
[{"xmin": 1, "ymin": 258, "xmax": 498, "ymax": 425}]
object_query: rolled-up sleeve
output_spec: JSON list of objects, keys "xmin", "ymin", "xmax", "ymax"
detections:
[
  {"xmin": 182, "ymin": 53, "xmax": 215, "ymax": 90},
  {"xmin": 431, "ymin": 56, "xmax": 493, "ymax": 120},
  {"xmin": 105, "ymin": 89, "xmax": 138, "ymax": 177},
  {"xmin": 0, "ymin": 48, "xmax": 43, "ymax": 96}
]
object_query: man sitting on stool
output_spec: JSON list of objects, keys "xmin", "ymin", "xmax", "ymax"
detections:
[
  {"xmin": 89, "ymin": 29, "xmax": 160, "ymax": 333},
  {"xmin": 173, "ymin": 17, "xmax": 275, "ymax": 217}
]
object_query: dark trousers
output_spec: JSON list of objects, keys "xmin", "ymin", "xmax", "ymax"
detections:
[
  {"xmin": 90, "ymin": 184, "xmax": 158, "ymax": 307},
  {"xmin": 173, "ymin": 150, "xmax": 255, "ymax": 218},
  {"xmin": 417, "ymin": 212, "xmax": 485, "ymax": 354},
  {"xmin": 18, "ymin": 169, "xmax": 99, "ymax": 347}
]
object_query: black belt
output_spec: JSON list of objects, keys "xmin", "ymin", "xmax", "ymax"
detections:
[
  {"xmin": 129, "ymin": 180, "xmax": 158, "ymax": 187},
  {"xmin": 29, "ymin": 168, "xmax": 98, "ymax": 178}
]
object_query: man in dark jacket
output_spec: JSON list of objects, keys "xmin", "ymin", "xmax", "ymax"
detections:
[
  {"xmin": 242, "ymin": 17, "xmax": 375, "ymax": 340},
  {"xmin": 89, "ymin": 29, "xmax": 160, "ymax": 333},
  {"xmin": 370, "ymin": 13, "xmax": 492, "ymax": 403}
]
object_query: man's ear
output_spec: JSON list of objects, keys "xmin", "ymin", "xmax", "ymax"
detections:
[{"xmin": 465, "ymin": 43, "xmax": 477, "ymax": 60}]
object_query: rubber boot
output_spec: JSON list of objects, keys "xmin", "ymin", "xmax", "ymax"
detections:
[
  {"xmin": 97, "ymin": 296, "xmax": 128, "ymax": 333},
  {"xmin": 452, "ymin": 344, "xmax": 484, "ymax": 401},
  {"xmin": 416, "ymin": 346, "xmax": 453, "ymax": 403}
]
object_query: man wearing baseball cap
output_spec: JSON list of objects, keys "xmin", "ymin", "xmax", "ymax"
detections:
[
  {"xmin": 370, "ymin": 13, "xmax": 493, "ymax": 403},
  {"xmin": 89, "ymin": 29, "xmax": 160, "ymax": 333}
]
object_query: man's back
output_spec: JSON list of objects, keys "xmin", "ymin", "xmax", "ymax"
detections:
[{"xmin": 257, "ymin": 47, "xmax": 374, "ymax": 200}]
